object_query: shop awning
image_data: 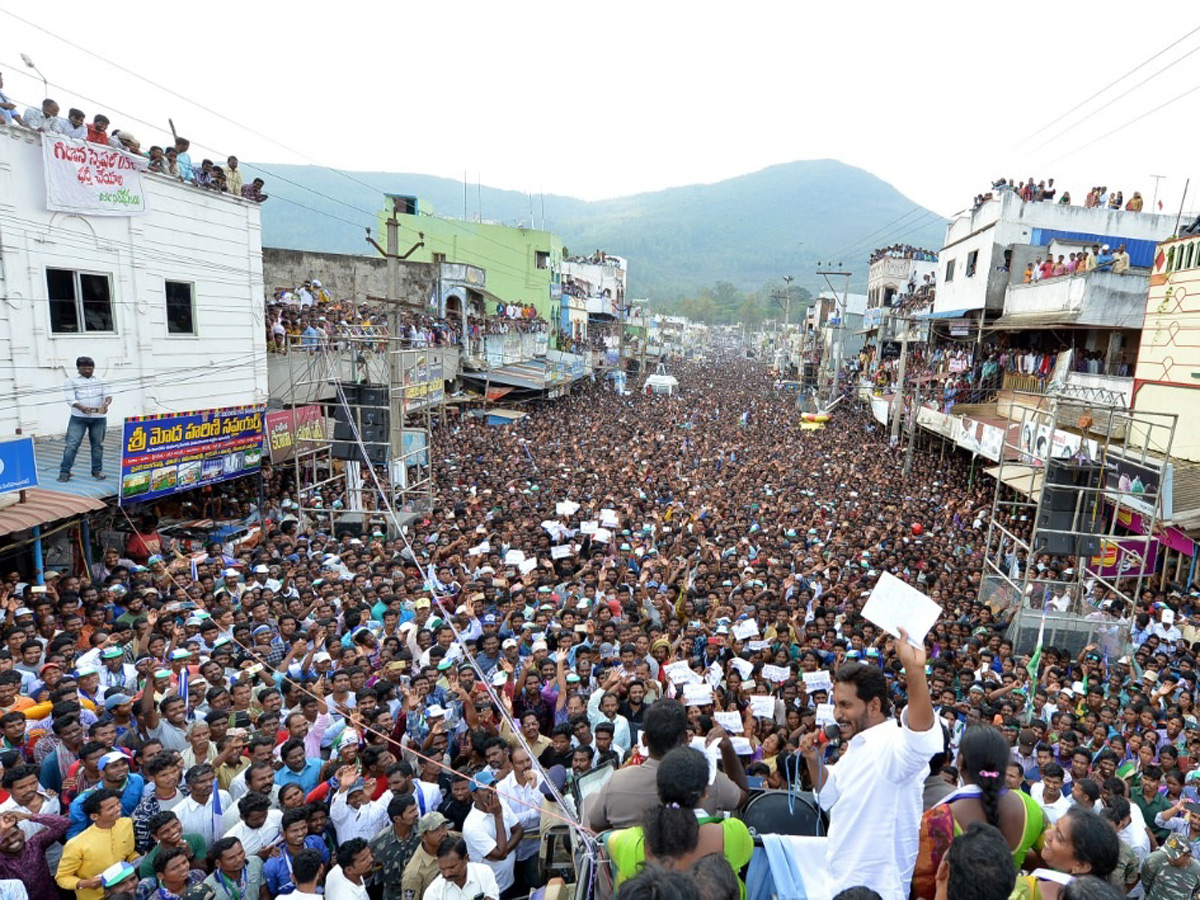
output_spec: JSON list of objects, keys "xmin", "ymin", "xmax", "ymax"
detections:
[
  {"xmin": 917, "ymin": 308, "xmax": 977, "ymax": 319},
  {"xmin": 983, "ymin": 464, "xmax": 1044, "ymax": 499},
  {"xmin": 989, "ymin": 311, "xmax": 1083, "ymax": 330},
  {"xmin": 0, "ymin": 489, "xmax": 106, "ymax": 536}
]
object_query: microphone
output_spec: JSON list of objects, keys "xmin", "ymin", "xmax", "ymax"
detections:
[{"xmin": 818, "ymin": 723, "xmax": 843, "ymax": 749}]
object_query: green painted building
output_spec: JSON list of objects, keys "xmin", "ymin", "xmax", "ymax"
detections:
[{"xmin": 379, "ymin": 195, "xmax": 563, "ymax": 324}]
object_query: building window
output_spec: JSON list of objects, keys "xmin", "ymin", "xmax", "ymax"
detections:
[
  {"xmin": 535, "ymin": 251, "xmax": 549, "ymax": 270},
  {"xmin": 1187, "ymin": 242, "xmax": 1196, "ymax": 270},
  {"xmin": 966, "ymin": 250, "xmax": 978, "ymax": 277},
  {"xmin": 165, "ymin": 280, "xmax": 196, "ymax": 335},
  {"xmin": 944, "ymin": 259, "xmax": 955, "ymax": 283},
  {"xmin": 47, "ymin": 268, "xmax": 114, "ymax": 334}
]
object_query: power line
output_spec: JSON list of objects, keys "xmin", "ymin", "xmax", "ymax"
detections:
[
  {"xmin": 1045, "ymin": 78, "xmax": 1200, "ymax": 166},
  {"xmin": 1007, "ymin": 23, "xmax": 1200, "ymax": 152},
  {"xmin": 818, "ymin": 206, "xmax": 932, "ymax": 265},
  {"xmin": 1024, "ymin": 39, "xmax": 1200, "ymax": 160}
]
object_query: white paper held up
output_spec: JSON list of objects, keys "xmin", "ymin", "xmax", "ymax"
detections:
[
  {"xmin": 749, "ymin": 695, "xmax": 775, "ymax": 719},
  {"xmin": 713, "ymin": 711, "xmax": 744, "ymax": 733},
  {"xmin": 861, "ymin": 571, "xmax": 942, "ymax": 648}
]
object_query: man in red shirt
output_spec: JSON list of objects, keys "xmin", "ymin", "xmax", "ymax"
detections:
[{"xmin": 85, "ymin": 115, "xmax": 109, "ymax": 144}]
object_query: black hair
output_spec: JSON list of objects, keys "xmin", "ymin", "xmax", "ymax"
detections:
[
  {"xmin": 1060, "ymin": 808, "xmax": 1119, "ymax": 878},
  {"xmin": 152, "ymin": 845, "xmax": 190, "ymax": 876},
  {"xmin": 82, "ymin": 787, "xmax": 121, "ymax": 818},
  {"xmin": 238, "ymin": 791, "xmax": 271, "ymax": 818},
  {"xmin": 436, "ymin": 836, "xmax": 468, "ymax": 860},
  {"xmin": 206, "ymin": 837, "xmax": 242, "ymax": 869},
  {"xmin": 147, "ymin": 811, "xmax": 179, "ymax": 836},
  {"xmin": 959, "ymin": 726, "xmax": 1009, "ymax": 827},
  {"xmin": 831, "ymin": 891, "xmax": 883, "ymax": 900},
  {"xmin": 0, "ymin": 766, "xmax": 35, "ymax": 789},
  {"xmin": 642, "ymin": 698, "xmax": 688, "ymax": 758},
  {"xmin": 1102, "ymin": 777, "xmax": 1126, "ymax": 798},
  {"xmin": 945, "ymin": 822, "xmax": 1017, "ymax": 900},
  {"xmin": 617, "ymin": 866, "xmax": 700, "ymax": 900},
  {"xmin": 337, "ymin": 837, "xmax": 370, "ymax": 869},
  {"xmin": 833, "ymin": 662, "xmax": 892, "ymax": 716},
  {"xmin": 292, "ymin": 848, "xmax": 323, "ymax": 884},
  {"xmin": 1040, "ymin": 762, "xmax": 1065, "ymax": 780},
  {"xmin": 643, "ymin": 747, "xmax": 707, "ymax": 861},
  {"xmin": 387, "ymin": 792, "xmax": 417, "ymax": 820},
  {"xmin": 690, "ymin": 853, "xmax": 741, "ymax": 900},
  {"xmin": 1101, "ymin": 797, "xmax": 1130, "ymax": 826},
  {"xmin": 1074, "ymin": 778, "xmax": 1101, "ymax": 803}
]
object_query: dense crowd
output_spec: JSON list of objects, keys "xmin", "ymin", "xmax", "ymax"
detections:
[
  {"xmin": 0, "ymin": 353, "xmax": 1196, "ymax": 900},
  {"xmin": 0, "ymin": 75, "xmax": 267, "ymax": 203},
  {"xmin": 973, "ymin": 179, "xmax": 1146, "ymax": 215},
  {"xmin": 1023, "ymin": 245, "xmax": 1132, "ymax": 283},
  {"xmin": 870, "ymin": 246, "xmax": 938, "ymax": 264}
]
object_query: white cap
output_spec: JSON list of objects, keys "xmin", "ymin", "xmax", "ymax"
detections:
[
  {"xmin": 223, "ymin": 567, "xmax": 240, "ymax": 577},
  {"xmin": 531, "ymin": 640, "xmax": 548, "ymax": 653},
  {"xmin": 426, "ymin": 704, "xmax": 447, "ymax": 718}
]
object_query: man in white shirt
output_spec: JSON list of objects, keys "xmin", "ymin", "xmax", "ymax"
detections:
[
  {"xmin": 222, "ymin": 792, "xmax": 282, "ymax": 857},
  {"xmin": 1030, "ymin": 764, "xmax": 1072, "ymax": 826},
  {"xmin": 497, "ymin": 748, "xmax": 544, "ymax": 875},
  {"xmin": 800, "ymin": 628, "xmax": 942, "ymax": 900},
  {"xmin": 59, "ymin": 357, "xmax": 112, "ymax": 482},
  {"xmin": 325, "ymin": 837, "xmax": 373, "ymax": 900},
  {"xmin": 423, "ymin": 837, "xmax": 499, "ymax": 900},
  {"xmin": 329, "ymin": 770, "xmax": 394, "ymax": 844},
  {"xmin": 172, "ymin": 764, "xmax": 232, "ymax": 849},
  {"xmin": 461, "ymin": 771, "xmax": 522, "ymax": 895}
]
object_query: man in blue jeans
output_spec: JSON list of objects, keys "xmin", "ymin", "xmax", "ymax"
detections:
[{"xmin": 59, "ymin": 356, "xmax": 112, "ymax": 482}]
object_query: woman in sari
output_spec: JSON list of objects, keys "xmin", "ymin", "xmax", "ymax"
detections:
[
  {"xmin": 1011, "ymin": 808, "xmax": 1119, "ymax": 900},
  {"xmin": 913, "ymin": 725, "xmax": 1044, "ymax": 898}
]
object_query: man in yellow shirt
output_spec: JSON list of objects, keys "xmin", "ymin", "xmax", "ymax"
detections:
[{"xmin": 56, "ymin": 789, "xmax": 137, "ymax": 900}]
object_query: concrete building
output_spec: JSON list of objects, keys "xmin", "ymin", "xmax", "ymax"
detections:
[
  {"xmin": 932, "ymin": 192, "xmax": 1177, "ymax": 319},
  {"xmin": 0, "ymin": 125, "xmax": 268, "ymax": 438},
  {"xmin": 377, "ymin": 195, "xmax": 564, "ymax": 323},
  {"xmin": 867, "ymin": 252, "xmax": 937, "ymax": 311},
  {"xmin": 1134, "ymin": 233, "xmax": 1200, "ymax": 465},
  {"xmin": 561, "ymin": 254, "xmax": 628, "ymax": 338}
]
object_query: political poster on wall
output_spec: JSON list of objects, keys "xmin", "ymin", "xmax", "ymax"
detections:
[
  {"xmin": 119, "ymin": 406, "xmax": 265, "ymax": 504},
  {"xmin": 42, "ymin": 135, "xmax": 148, "ymax": 215},
  {"xmin": 402, "ymin": 355, "xmax": 445, "ymax": 413},
  {"xmin": 265, "ymin": 406, "xmax": 325, "ymax": 463}
]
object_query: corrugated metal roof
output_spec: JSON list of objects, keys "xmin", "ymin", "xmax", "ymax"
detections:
[
  {"xmin": 32, "ymin": 431, "xmax": 121, "ymax": 503},
  {"xmin": 0, "ymin": 489, "xmax": 106, "ymax": 536}
]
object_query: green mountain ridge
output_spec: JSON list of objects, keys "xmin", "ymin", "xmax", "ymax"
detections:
[{"xmin": 252, "ymin": 159, "xmax": 947, "ymax": 300}]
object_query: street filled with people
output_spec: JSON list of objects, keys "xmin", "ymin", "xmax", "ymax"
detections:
[{"xmin": 1, "ymin": 353, "xmax": 1195, "ymax": 900}]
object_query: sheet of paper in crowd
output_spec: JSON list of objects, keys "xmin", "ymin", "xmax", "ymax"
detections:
[
  {"xmin": 815, "ymin": 703, "xmax": 837, "ymax": 727},
  {"xmin": 556, "ymin": 500, "xmax": 580, "ymax": 517},
  {"xmin": 469, "ymin": 541, "xmax": 490, "ymax": 556},
  {"xmin": 861, "ymin": 571, "xmax": 943, "ymax": 648},
  {"xmin": 579, "ymin": 521, "xmax": 599, "ymax": 535},
  {"xmin": 550, "ymin": 544, "xmax": 573, "ymax": 560},
  {"xmin": 729, "ymin": 736, "xmax": 753, "ymax": 755},
  {"xmin": 761, "ymin": 664, "xmax": 791, "ymax": 684},
  {"xmin": 683, "ymin": 683, "xmax": 714, "ymax": 707},
  {"xmin": 665, "ymin": 661, "xmax": 700, "ymax": 685},
  {"xmin": 729, "ymin": 658, "xmax": 754, "ymax": 679},
  {"xmin": 747, "ymin": 640, "xmax": 771, "ymax": 651},
  {"xmin": 600, "ymin": 509, "xmax": 620, "ymax": 528},
  {"xmin": 732, "ymin": 620, "xmax": 759, "ymax": 640},
  {"xmin": 749, "ymin": 695, "xmax": 775, "ymax": 718},
  {"xmin": 688, "ymin": 737, "xmax": 721, "ymax": 784},
  {"xmin": 593, "ymin": 527, "xmax": 612, "ymax": 544},
  {"xmin": 802, "ymin": 671, "xmax": 833, "ymax": 693},
  {"xmin": 714, "ymin": 711, "xmax": 744, "ymax": 733},
  {"xmin": 503, "ymin": 549, "xmax": 525, "ymax": 566},
  {"xmin": 518, "ymin": 557, "xmax": 538, "ymax": 575}
]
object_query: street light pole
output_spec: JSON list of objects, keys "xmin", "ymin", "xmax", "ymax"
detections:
[{"xmin": 20, "ymin": 54, "xmax": 47, "ymax": 99}]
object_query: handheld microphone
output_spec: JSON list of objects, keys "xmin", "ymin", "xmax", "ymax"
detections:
[{"xmin": 817, "ymin": 723, "xmax": 843, "ymax": 749}]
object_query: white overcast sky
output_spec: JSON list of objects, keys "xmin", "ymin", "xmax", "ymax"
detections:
[{"xmin": 3, "ymin": 1, "xmax": 1199, "ymax": 226}]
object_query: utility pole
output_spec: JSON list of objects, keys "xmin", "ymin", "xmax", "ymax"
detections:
[
  {"xmin": 890, "ymin": 315, "xmax": 910, "ymax": 444},
  {"xmin": 365, "ymin": 202, "xmax": 425, "ymax": 520},
  {"xmin": 903, "ymin": 371, "xmax": 920, "ymax": 478},
  {"xmin": 817, "ymin": 268, "xmax": 852, "ymax": 411}
]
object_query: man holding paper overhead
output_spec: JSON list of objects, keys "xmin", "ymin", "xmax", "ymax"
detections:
[{"xmin": 799, "ymin": 627, "xmax": 940, "ymax": 900}]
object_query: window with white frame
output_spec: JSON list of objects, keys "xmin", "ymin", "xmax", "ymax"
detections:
[
  {"xmin": 47, "ymin": 268, "xmax": 115, "ymax": 334},
  {"xmin": 165, "ymin": 280, "xmax": 196, "ymax": 335}
]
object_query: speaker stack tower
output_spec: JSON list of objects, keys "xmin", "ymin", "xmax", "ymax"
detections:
[{"xmin": 1032, "ymin": 459, "xmax": 1107, "ymax": 557}]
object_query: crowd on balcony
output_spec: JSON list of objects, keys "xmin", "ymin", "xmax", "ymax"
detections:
[
  {"xmin": 0, "ymin": 76, "xmax": 268, "ymax": 203},
  {"xmin": 973, "ymin": 177, "xmax": 1147, "ymax": 214},
  {"xmin": 869, "ymin": 244, "xmax": 938, "ymax": 263},
  {"xmin": 1022, "ymin": 244, "xmax": 1131, "ymax": 283}
]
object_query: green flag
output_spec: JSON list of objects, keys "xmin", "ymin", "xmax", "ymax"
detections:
[{"xmin": 1026, "ymin": 615, "xmax": 1046, "ymax": 685}]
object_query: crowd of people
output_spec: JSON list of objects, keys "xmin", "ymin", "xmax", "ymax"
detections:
[
  {"xmin": 870, "ymin": 246, "xmax": 938, "ymax": 264},
  {"xmin": 973, "ymin": 179, "xmax": 1146, "ymax": 215},
  {"xmin": 0, "ymin": 352, "xmax": 1195, "ymax": 900},
  {"xmin": 1022, "ymin": 245, "xmax": 1132, "ymax": 283},
  {"xmin": 0, "ymin": 75, "xmax": 267, "ymax": 203}
]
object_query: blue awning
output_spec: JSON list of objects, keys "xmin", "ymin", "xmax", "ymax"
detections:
[{"xmin": 917, "ymin": 308, "xmax": 977, "ymax": 319}]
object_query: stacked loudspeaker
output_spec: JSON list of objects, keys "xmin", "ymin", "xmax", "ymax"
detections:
[
  {"xmin": 331, "ymin": 383, "xmax": 389, "ymax": 466},
  {"xmin": 1033, "ymin": 459, "xmax": 1107, "ymax": 557}
]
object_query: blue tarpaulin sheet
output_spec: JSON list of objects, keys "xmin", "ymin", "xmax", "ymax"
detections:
[{"xmin": 1030, "ymin": 229, "xmax": 1159, "ymax": 267}]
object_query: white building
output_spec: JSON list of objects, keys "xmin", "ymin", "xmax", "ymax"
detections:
[
  {"xmin": 932, "ymin": 192, "xmax": 1177, "ymax": 317},
  {"xmin": 0, "ymin": 125, "xmax": 268, "ymax": 437},
  {"xmin": 561, "ymin": 255, "xmax": 627, "ymax": 324},
  {"xmin": 867, "ymin": 253, "xmax": 937, "ymax": 310}
]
